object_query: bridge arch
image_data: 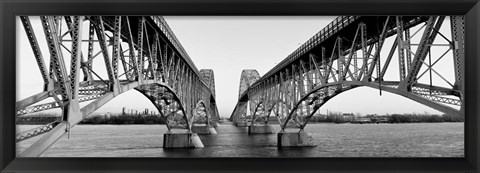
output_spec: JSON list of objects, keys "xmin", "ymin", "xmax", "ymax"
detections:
[
  {"xmin": 134, "ymin": 83, "xmax": 192, "ymax": 131},
  {"xmin": 229, "ymin": 69, "xmax": 261, "ymax": 124},
  {"xmin": 16, "ymin": 16, "xmax": 218, "ymax": 156},
  {"xmin": 239, "ymin": 69, "xmax": 261, "ymax": 99},
  {"xmin": 232, "ymin": 16, "xmax": 464, "ymax": 135},
  {"xmin": 249, "ymin": 98, "xmax": 290, "ymax": 125},
  {"xmin": 260, "ymin": 80, "xmax": 460, "ymax": 131},
  {"xmin": 192, "ymin": 100, "xmax": 211, "ymax": 126}
]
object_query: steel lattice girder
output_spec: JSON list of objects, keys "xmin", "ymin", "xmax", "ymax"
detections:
[
  {"xmin": 17, "ymin": 16, "xmax": 218, "ymax": 157},
  {"xmin": 231, "ymin": 16, "xmax": 464, "ymax": 131}
]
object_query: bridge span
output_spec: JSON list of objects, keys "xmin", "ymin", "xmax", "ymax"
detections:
[
  {"xmin": 231, "ymin": 16, "xmax": 464, "ymax": 147},
  {"xmin": 16, "ymin": 16, "xmax": 219, "ymax": 156},
  {"xmin": 16, "ymin": 15, "xmax": 465, "ymax": 154}
]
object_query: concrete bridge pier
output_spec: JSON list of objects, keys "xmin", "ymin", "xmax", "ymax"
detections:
[
  {"xmin": 248, "ymin": 124, "xmax": 275, "ymax": 134},
  {"xmin": 212, "ymin": 122, "xmax": 220, "ymax": 128},
  {"xmin": 235, "ymin": 121, "xmax": 250, "ymax": 127},
  {"xmin": 192, "ymin": 124, "xmax": 217, "ymax": 134},
  {"xmin": 163, "ymin": 132, "xmax": 204, "ymax": 148},
  {"xmin": 277, "ymin": 131, "xmax": 315, "ymax": 147}
]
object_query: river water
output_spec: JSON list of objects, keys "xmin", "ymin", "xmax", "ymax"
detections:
[{"xmin": 16, "ymin": 122, "xmax": 464, "ymax": 157}]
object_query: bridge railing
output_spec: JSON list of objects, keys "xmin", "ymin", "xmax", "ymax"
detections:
[
  {"xmin": 150, "ymin": 16, "xmax": 200, "ymax": 73},
  {"xmin": 259, "ymin": 16, "xmax": 359, "ymax": 84},
  {"xmin": 150, "ymin": 16, "xmax": 216, "ymax": 94}
]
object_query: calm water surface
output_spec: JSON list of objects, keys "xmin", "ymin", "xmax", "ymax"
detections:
[{"xmin": 16, "ymin": 122, "xmax": 464, "ymax": 157}]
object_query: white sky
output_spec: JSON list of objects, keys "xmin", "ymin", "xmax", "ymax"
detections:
[{"xmin": 17, "ymin": 16, "xmax": 460, "ymax": 118}]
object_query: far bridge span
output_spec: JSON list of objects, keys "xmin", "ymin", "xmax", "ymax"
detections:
[{"xmin": 231, "ymin": 16, "xmax": 464, "ymax": 147}]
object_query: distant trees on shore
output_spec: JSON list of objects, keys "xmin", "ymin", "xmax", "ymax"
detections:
[
  {"xmin": 307, "ymin": 112, "xmax": 464, "ymax": 124},
  {"xmin": 386, "ymin": 113, "xmax": 463, "ymax": 123},
  {"xmin": 80, "ymin": 107, "xmax": 166, "ymax": 124},
  {"xmin": 80, "ymin": 113, "xmax": 166, "ymax": 125},
  {"xmin": 17, "ymin": 108, "xmax": 464, "ymax": 125},
  {"xmin": 16, "ymin": 107, "xmax": 167, "ymax": 125}
]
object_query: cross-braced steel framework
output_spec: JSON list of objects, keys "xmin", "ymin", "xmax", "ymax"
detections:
[
  {"xmin": 231, "ymin": 70, "xmax": 261, "ymax": 125},
  {"xmin": 16, "ymin": 16, "xmax": 218, "ymax": 156},
  {"xmin": 231, "ymin": 16, "xmax": 464, "ymax": 132}
]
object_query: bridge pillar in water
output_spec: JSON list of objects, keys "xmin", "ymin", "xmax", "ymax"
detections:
[
  {"xmin": 248, "ymin": 125, "xmax": 275, "ymax": 134},
  {"xmin": 163, "ymin": 133, "xmax": 204, "ymax": 148},
  {"xmin": 235, "ymin": 121, "xmax": 250, "ymax": 127},
  {"xmin": 192, "ymin": 124, "xmax": 217, "ymax": 134},
  {"xmin": 277, "ymin": 131, "xmax": 315, "ymax": 147}
]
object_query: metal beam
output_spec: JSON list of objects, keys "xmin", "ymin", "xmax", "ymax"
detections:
[
  {"xmin": 41, "ymin": 16, "xmax": 72, "ymax": 100},
  {"xmin": 20, "ymin": 16, "xmax": 53, "ymax": 91},
  {"xmin": 404, "ymin": 16, "xmax": 445, "ymax": 90},
  {"xmin": 20, "ymin": 121, "xmax": 69, "ymax": 157}
]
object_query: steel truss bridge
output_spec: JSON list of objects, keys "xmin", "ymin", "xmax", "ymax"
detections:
[
  {"xmin": 16, "ymin": 16, "xmax": 219, "ymax": 157},
  {"xmin": 231, "ymin": 16, "xmax": 464, "ymax": 132}
]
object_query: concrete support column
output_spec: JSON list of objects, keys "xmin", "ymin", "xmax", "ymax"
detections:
[
  {"xmin": 277, "ymin": 131, "xmax": 315, "ymax": 147},
  {"xmin": 209, "ymin": 127, "xmax": 218, "ymax": 134},
  {"xmin": 163, "ymin": 133, "xmax": 204, "ymax": 148},
  {"xmin": 235, "ymin": 121, "xmax": 250, "ymax": 127},
  {"xmin": 248, "ymin": 125, "xmax": 275, "ymax": 134},
  {"xmin": 192, "ymin": 124, "xmax": 217, "ymax": 134}
]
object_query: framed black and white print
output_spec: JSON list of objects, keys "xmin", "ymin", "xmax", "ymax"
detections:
[{"xmin": 1, "ymin": 0, "xmax": 479, "ymax": 172}]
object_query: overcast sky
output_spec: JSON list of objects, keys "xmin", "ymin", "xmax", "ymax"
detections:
[{"xmin": 17, "ymin": 16, "xmax": 459, "ymax": 118}]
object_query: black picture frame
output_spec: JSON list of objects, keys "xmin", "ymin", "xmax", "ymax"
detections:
[{"xmin": 1, "ymin": 0, "xmax": 479, "ymax": 172}]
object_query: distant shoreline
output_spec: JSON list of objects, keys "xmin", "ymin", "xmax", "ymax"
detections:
[{"xmin": 16, "ymin": 112, "xmax": 464, "ymax": 125}]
